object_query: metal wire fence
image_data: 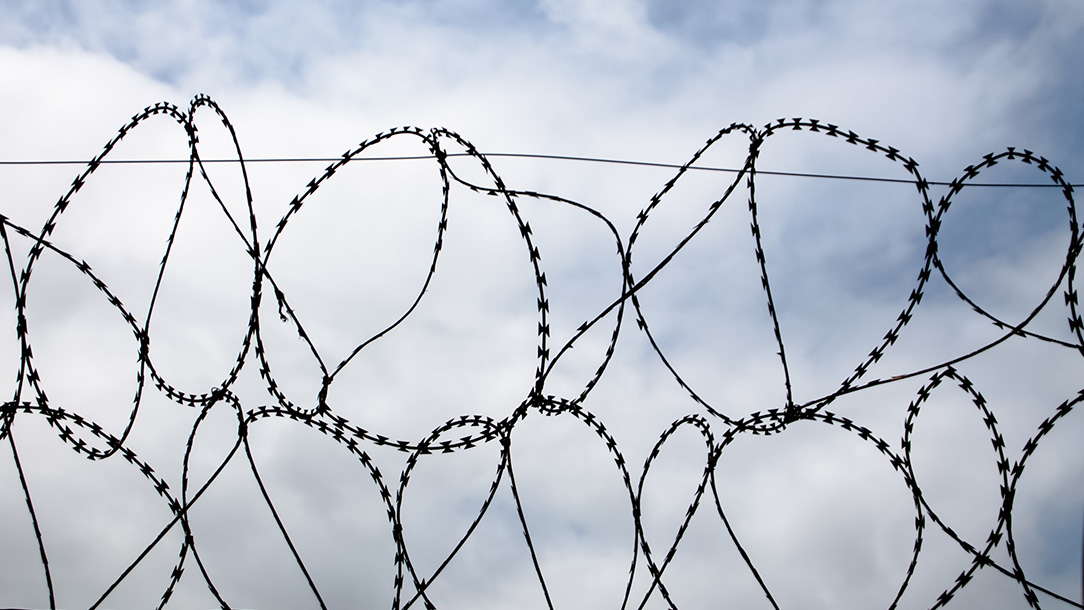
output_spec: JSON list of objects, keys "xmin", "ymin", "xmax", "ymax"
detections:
[{"xmin": 1, "ymin": 96, "xmax": 1081, "ymax": 610}]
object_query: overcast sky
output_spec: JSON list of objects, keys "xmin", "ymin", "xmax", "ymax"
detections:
[{"xmin": 1, "ymin": 1, "xmax": 1082, "ymax": 609}]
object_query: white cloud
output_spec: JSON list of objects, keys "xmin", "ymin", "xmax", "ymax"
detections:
[
  {"xmin": 536, "ymin": 0, "xmax": 672, "ymax": 61},
  {"xmin": 1, "ymin": 1, "xmax": 1082, "ymax": 608}
]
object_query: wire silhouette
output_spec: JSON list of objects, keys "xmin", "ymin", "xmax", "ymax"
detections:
[
  {"xmin": 4, "ymin": 151, "xmax": 1081, "ymax": 189},
  {"xmin": 1, "ymin": 96, "xmax": 1081, "ymax": 610}
]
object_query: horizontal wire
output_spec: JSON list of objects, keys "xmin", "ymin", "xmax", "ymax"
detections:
[{"xmin": 0, "ymin": 151, "xmax": 1077, "ymax": 188}]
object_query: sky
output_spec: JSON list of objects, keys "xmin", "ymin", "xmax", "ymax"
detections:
[{"xmin": 0, "ymin": 0, "xmax": 1082, "ymax": 609}]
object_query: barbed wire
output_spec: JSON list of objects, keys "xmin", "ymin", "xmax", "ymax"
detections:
[{"xmin": 1, "ymin": 96, "xmax": 1081, "ymax": 609}]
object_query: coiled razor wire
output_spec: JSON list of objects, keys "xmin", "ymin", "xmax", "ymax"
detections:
[{"xmin": 1, "ymin": 96, "xmax": 1081, "ymax": 609}]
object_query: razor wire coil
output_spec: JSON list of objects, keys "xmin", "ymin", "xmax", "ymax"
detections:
[{"xmin": 1, "ymin": 95, "xmax": 1081, "ymax": 610}]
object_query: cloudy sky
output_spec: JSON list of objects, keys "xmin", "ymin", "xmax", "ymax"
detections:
[{"xmin": 1, "ymin": 1, "xmax": 1082, "ymax": 609}]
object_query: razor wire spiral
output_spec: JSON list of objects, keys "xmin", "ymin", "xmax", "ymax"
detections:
[{"xmin": 1, "ymin": 95, "xmax": 1081, "ymax": 609}]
